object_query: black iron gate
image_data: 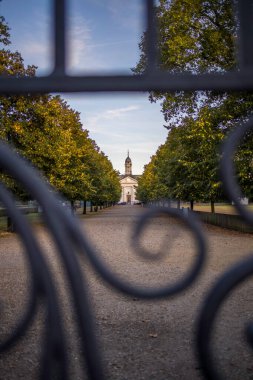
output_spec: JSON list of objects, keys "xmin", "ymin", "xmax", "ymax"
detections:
[{"xmin": 0, "ymin": 1, "xmax": 253, "ymax": 379}]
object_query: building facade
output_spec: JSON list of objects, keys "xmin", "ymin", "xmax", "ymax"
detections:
[{"xmin": 119, "ymin": 152, "xmax": 140, "ymax": 204}]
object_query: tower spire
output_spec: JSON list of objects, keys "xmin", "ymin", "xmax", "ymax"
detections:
[{"xmin": 125, "ymin": 151, "xmax": 132, "ymax": 175}]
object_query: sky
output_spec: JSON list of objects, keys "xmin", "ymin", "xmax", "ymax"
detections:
[{"xmin": 0, "ymin": 0, "xmax": 167, "ymax": 174}]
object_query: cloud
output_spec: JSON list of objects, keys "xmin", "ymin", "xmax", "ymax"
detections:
[
  {"xmin": 67, "ymin": 15, "xmax": 135, "ymax": 73},
  {"xmin": 89, "ymin": 130, "xmax": 127, "ymax": 139},
  {"xmin": 8, "ymin": 10, "xmax": 53, "ymax": 74},
  {"xmin": 106, "ymin": 0, "xmax": 144, "ymax": 31},
  {"xmin": 10, "ymin": 4, "xmax": 140, "ymax": 75},
  {"xmin": 95, "ymin": 140, "xmax": 160, "ymax": 174},
  {"xmin": 67, "ymin": 15, "xmax": 96, "ymax": 71},
  {"xmin": 87, "ymin": 105, "xmax": 140, "ymax": 131},
  {"xmin": 21, "ymin": 42, "xmax": 49, "ymax": 62},
  {"xmin": 83, "ymin": 39, "xmax": 136, "ymax": 49},
  {"xmin": 102, "ymin": 141, "xmax": 160, "ymax": 153},
  {"xmin": 104, "ymin": 105, "xmax": 140, "ymax": 118},
  {"xmin": 17, "ymin": 13, "xmax": 104, "ymax": 74}
]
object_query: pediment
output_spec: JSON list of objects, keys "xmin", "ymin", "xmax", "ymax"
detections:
[{"xmin": 120, "ymin": 176, "xmax": 138, "ymax": 184}]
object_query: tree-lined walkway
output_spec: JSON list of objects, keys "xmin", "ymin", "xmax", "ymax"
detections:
[{"xmin": 0, "ymin": 205, "xmax": 253, "ymax": 379}]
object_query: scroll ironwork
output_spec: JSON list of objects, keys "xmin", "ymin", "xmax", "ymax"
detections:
[{"xmin": 0, "ymin": 0, "xmax": 253, "ymax": 379}]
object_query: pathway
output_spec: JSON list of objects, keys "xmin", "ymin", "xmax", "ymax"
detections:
[{"xmin": 0, "ymin": 205, "xmax": 253, "ymax": 379}]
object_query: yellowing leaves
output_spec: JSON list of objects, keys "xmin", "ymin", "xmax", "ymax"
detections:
[{"xmin": 12, "ymin": 123, "xmax": 23, "ymax": 134}]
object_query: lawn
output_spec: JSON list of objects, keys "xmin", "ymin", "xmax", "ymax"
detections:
[
  {"xmin": 0, "ymin": 212, "xmax": 43, "ymax": 233},
  {"xmin": 185, "ymin": 203, "xmax": 253, "ymax": 215}
]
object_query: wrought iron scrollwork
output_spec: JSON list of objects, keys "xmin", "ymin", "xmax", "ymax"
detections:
[
  {"xmin": 131, "ymin": 206, "xmax": 206, "ymax": 296},
  {"xmin": 0, "ymin": 143, "xmax": 104, "ymax": 379},
  {"xmin": 3, "ymin": 133, "xmax": 253, "ymax": 380},
  {"xmin": 1, "ymin": 0, "xmax": 253, "ymax": 379},
  {"xmin": 0, "ymin": 142, "xmax": 208, "ymax": 379},
  {"xmin": 1, "ymin": 119, "xmax": 252, "ymax": 379},
  {"xmin": 221, "ymin": 116, "xmax": 253, "ymax": 226},
  {"xmin": 197, "ymin": 254, "xmax": 253, "ymax": 380},
  {"xmin": 196, "ymin": 116, "xmax": 253, "ymax": 380}
]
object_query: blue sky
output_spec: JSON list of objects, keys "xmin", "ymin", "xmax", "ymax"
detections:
[{"xmin": 0, "ymin": 0, "xmax": 167, "ymax": 174}]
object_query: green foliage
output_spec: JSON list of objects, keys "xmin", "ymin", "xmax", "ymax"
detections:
[
  {"xmin": 133, "ymin": 0, "xmax": 238, "ymax": 128},
  {"xmin": 137, "ymin": 109, "xmax": 226, "ymax": 203},
  {"xmin": 235, "ymin": 130, "xmax": 253, "ymax": 200},
  {"xmin": 85, "ymin": 148, "xmax": 121, "ymax": 204},
  {"xmin": 136, "ymin": 158, "xmax": 159, "ymax": 202},
  {"xmin": 135, "ymin": 0, "xmax": 253, "ymax": 204},
  {"xmin": 0, "ymin": 16, "xmax": 10, "ymax": 45},
  {"xmin": 164, "ymin": 108, "xmax": 225, "ymax": 202},
  {"xmin": 136, "ymin": 145, "xmax": 170, "ymax": 202},
  {"xmin": 0, "ymin": 16, "xmax": 121, "ymax": 204}
]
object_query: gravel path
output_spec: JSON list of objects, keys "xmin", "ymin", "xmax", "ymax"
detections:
[{"xmin": 0, "ymin": 205, "xmax": 253, "ymax": 379}]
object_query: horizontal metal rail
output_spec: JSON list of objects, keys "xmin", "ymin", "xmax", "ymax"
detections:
[{"xmin": 1, "ymin": 71, "xmax": 253, "ymax": 94}]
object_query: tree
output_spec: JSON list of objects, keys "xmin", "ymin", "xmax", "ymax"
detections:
[
  {"xmin": 88, "ymin": 149, "xmax": 121, "ymax": 209},
  {"xmin": 17, "ymin": 96, "xmax": 94, "ymax": 201},
  {"xmin": 0, "ymin": 16, "xmax": 121, "ymax": 210},
  {"xmin": 6, "ymin": 93, "xmax": 120, "ymax": 208},
  {"xmin": 136, "ymin": 159, "xmax": 157, "ymax": 203},
  {"xmin": 165, "ymin": 108, "xmax": 226, "ymax": 210},
  {"xmin": 134, "ymin": 0, "xmax": 253, "ymax": 207},
  {"xmin": 137, "ymin": 106, "xmax": 228, "ymax": 210},
  {"xmin": 0, "ymin": 16, "xmax": 38, "ymax": 200},
  {"xmin": 133, "ymin": 0, "xmax": 238, "ymax": 129},
  {"xmin": 136, "ymin": 147, "xmax": 169, "ymax": 203}
]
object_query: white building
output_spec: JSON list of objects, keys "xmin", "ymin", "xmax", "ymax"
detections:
[{"xmin": 119, "ymin": 152, "xmax": 140, "ymax": 204}]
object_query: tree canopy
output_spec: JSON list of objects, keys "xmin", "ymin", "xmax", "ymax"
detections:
[
  {"xmin": 135, "ymin": 0, "xmax": 253, "ymax": 206},
  {"xmin": 0, "ymin": 16, "xmax": 121, "ymax": 205},
  {"xmin": 137, "ymin": 108, "xmax": 225, "ymax": 206},
  {"xmin": 134, "ymin": 0, "xmax": 240, "ymax": 128}
]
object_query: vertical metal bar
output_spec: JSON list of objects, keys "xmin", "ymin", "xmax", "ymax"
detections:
[
  {"xmin": 146, "ymin": 0, "xmax": 158, "ymax": 72},
  {"xmin": 238, "ymin": 0, "xmax": 253, "ymax": 68},
  {"xmin": 53, "ymin": 0, "xmax": 66, "ymax": 75}
]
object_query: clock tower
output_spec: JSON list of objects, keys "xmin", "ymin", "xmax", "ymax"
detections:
[
  {"xmin": 125, "ymin": 150, "xmax": 132, "ymax": 176},
  {"xmin": 119, "ymin": 151, "xmax": 140, "ymax": 204}
]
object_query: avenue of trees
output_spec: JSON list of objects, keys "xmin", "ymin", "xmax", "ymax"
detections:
[
  {"xmin": 135, "ymin": 0, "xmax": 253, "ymax": 210},
  {"xmin": 0, "ymin": 16, "xmax": 121, "ymax": 210}
]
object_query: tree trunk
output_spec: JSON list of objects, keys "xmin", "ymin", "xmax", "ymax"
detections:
[
  {"xmin": 7, "ymin": 217, "xmax": 15, "ymax": 232},
  {"xmin": 70, "ymin": 200, "xmax": 75, "ymax": 214},
  {"xmin": 90, "ymin": 202, "xmax": 93, "ymax": 212},
  {"xmin": 177, "ymin": 199, "xmax": 180, "ymax": 209},
  {"xmin": 83, "ymin": 201, "xmax": 87, "ymax": 214},
  {"xmin": 211, "ymin": 200, "xmax": 215, "ymax": 213},
  {"xmin": 190, "ymin": 200, "xmax": 194, "ymax": 210}
]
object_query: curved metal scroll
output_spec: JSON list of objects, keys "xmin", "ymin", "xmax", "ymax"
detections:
[
  {"xmin": 1, "ymin": 0, "xmax": 253, "ymax": 377},
  {"xmin": 2, "ymin": 132, "xmax": 253, "ymax": 380},
  {"xmin": 2, "ymin": 119, "xmax": 253, "ymax": 379},
  {"xmin": 0, "ymin": 142, "xmax": 207, "ymax": 379},
  {"xmin": 197, "ymin": 254, "xmax": 253, "ymax": 380},
  {"xmin": 196, "ymin": 116, "xmax": 253, "ymax": 380}
]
